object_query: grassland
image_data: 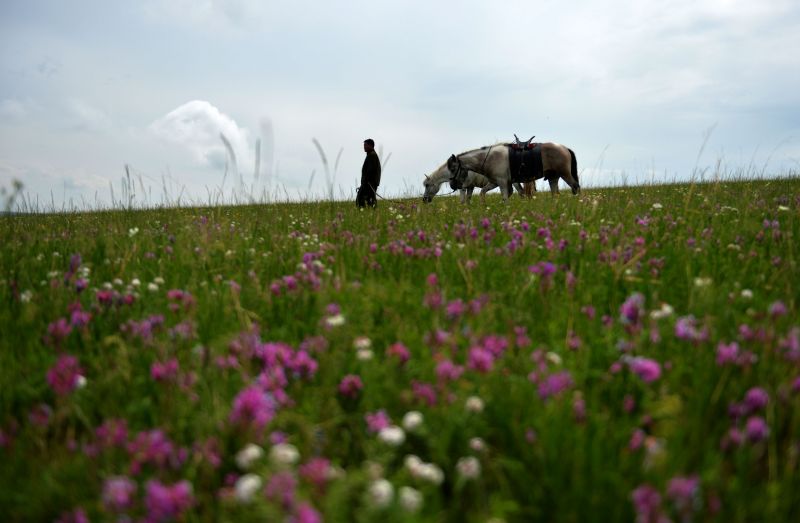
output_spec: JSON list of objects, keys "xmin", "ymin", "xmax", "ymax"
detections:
[{"xmin": 1, "ymin": 178, "xmax": 798, "ymax": 522}]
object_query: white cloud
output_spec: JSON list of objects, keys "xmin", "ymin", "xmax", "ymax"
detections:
[
  {"xmin": 149, "ymin": 100, "xmax": 256, "ymax": 174},
  {"xmin": 0, "ymin": 99, "xmax": 29, "ymax": 120},
  {"xmin": 66, "ymin": 99, "xmax": 112, "ymax": 132}
]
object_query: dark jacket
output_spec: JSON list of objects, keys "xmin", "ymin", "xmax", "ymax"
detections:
[{"xmin": 361, "ymin": 151, "xmax": 381, "ymax": 189}]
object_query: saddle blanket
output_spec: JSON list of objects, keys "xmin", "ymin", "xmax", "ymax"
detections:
[{"xmin": 507, "ymin": 143, "xmax": 543, "ymax": 183}]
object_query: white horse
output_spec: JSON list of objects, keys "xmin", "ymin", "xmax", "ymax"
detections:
[
  {"xmin": 422, "ymin": 166, "xmax": 526, "ymax": 204},
  {"xmin": 446, "ymin": 142, "xmax": 579, "ymax": 200}
]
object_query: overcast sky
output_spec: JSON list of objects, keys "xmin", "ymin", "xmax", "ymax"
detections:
[{"xmin": 1, "ymin": 0, "xmax": 799, "ymax": 208}]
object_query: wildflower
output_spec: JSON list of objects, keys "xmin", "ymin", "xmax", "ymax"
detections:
[
  {"xmin": 298, "ymin": 457, "xmax": 334, "ymax": 490},
  {"xmin": 338, "ymin": 374, "xmax": 363, "ymax": 399},
  {"xmin": 674, "ymin": 316, "xmax": 708, "ymax": 342},
  {"xmin": 147, "ymin": 282, "xmax": 159, "ymax": 292},
  {"xmin": 412, "ymin": 381, "xmax": 437, "ymax": 405},
  {"xmin": 46, "ymin": 355, "xmax": 85, "ymax": 396},
  {"xmin": 628, "ymin": 357, "xmax": 662, "ymax": 383},
  {"xmin": 465, "ymin": 396, "xmax": 484, "ymax": 413},
  {"xmin": 631, "ymin": 484, "xmax": 663, "ymax": 523},
  {"xmin": 265, "ymin": 471, "xmax": 297, "ymax": 508},
  {"xmin": 436, "ymin": 359, "xmax": 464, "ymax": 381},
  {"xmin": 740, "ymin": 289, "xmax": 753, "ymax": 299},
  {"xmin": 745, "ymin": 416, "xmax": 769, "ymax": 442},
  {"xmin": 234, "ymin": 473, "xmax": 262, "ymax": 503},
  {"xmin": 402, "ymin": 411, "xmax": 423, "ymax": 432},
  {"xmin": 270, "ymin": 442, "xmax": 300, "ymax": 467},
  {"xmin": 743, "ymin": 387, "xmax": 769, "ymax": 412},
  {"xmin": 235, "ymin": 443, "xmax": 264, "ymax": 470},
  {"xmin": 353, "ymin": 336, "xmax": 372, "ymax": 350},
  {"xmin": 325, "ymin": 313, "xmax": 346, "ymax": 327},
  {"xmin": 537, "ymin": 371, "xmax": 573, "ymax": 400},
  {"xmin": 102, "ymin": 476, "xmax": 137, "ymax": 512},
  {"xmin": 769, "ymin": 300, "xmax": 788, "ymax": 318},
  {"xmin": 651, "ymin": 203, "xmax": 663, "ymax": 210},
  {"xmin": 469, "ymin": 437, "xmax": 487, "ymax": 452},
  {"xmin": 365, "ymin": 410, "xmax": 392, "ymax": 433},
  {"xmin": 649, "ymin": 302, "xmax": 674, "ymax": 320},
  {"xmin": 356, "ymin": 349, "xmax": 374, "ymax": 361},
  {"xmin": 378, "ymin": 426, "xmax": 406, "ymax": 446},
  {"xmin": 292, "ymin": 503, "xmax": 323, "ymax": 523},
  {"xmin": 468, "ymin": 346, "xmax": 494, "ymax": 373},
  {"xmin": 716, "ymin": 341, "xmax": 740, "ymax": 366},
  {"xmin": 456, "ymin": 456, "xmax": 481, "ymax": 480},
  {"xmin": 128, "ymin": 227, "xmax": 139, "ymax": 237},
  {"xmin": 693, "ymin": 276, "xmax": 712, "ymax": 288},
  {"xmin": 620, "ymin": 292, "xmax": 645, "ymax": 326},
  {"xmin": 230, "ymin": 385, "xmax": 275, "ymax": 432},
  {"xmin": 446, "ymin": 299, "xmax": 466, "ymax": 319},
  {"xmin": 368, "ymin": 479, "xmax": 394, "ymax": 508},
  {"xmin": 144, "ymin": 480, "xmax": 193, "ymax": 522},
  {"xmin": 398, "ymin": 486, "xmax": 423, "ymax": 513},
  {"xmin": 386, "ymin": 342, "xmax": 410, "ymax": 365},
  {"xmin": 666, "ymin": 475, "xmax": 699, "ymax": 512}
]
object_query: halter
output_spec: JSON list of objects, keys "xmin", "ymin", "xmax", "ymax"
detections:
[{"xmin": 453, "ymin": 145, "xmax": 493, "ymax": 186}]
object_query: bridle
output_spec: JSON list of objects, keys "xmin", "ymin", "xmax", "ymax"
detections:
[{"xmin": 453, "ymin": 145, "xmax": 494, "ymax": 186}]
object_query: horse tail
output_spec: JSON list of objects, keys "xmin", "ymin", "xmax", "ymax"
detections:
[{"xmin": 568, "ymin": 148, "xmax": 578, "ymax": 186}]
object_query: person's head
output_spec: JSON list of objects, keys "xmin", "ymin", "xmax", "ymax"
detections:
[{"xmin": 363, "ymin": 139, "xmax": 375, "ymax": 153}]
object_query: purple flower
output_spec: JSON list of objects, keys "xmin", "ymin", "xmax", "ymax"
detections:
[
  {"xmin": 230, "ymin": 385, "xmax": 276, "ymax": 431},
  {"xmin": 446, "ymin": 299, "xmax": 466, "ymax": 319},
  {"xmin": 338, "ymin": 374, "xmax": 363, "ymax": 399},
  {"xmin": 46, "ymin": 354, "xmax": 84, "ymax": 396},
  {"xmin": 46, "ymin": 318, "xmax": 73, "ymax": 346},
  {"xmin": 291, "ymin": 503, "xmax": 322, "ymax": 523},
  {"xmin": 412, "ymin": 381, "xmax": 437, "ymax": 406},
  {"xmin": 666, "ymin": 475, "xmax": 699, "ymax": 511},
  {"xmin": 145, "ymin": 479, "xmax": 193, "ymax": 522},
  {"xmin": 769, "ymin": 300, "xmax": 788, "ymax": 318},
  {"xmin": 743, "ymin": 387, "xmax": 769, "ymax": 413},
  {"xmin": 716, "ymin": 341, "xmax": 740, "ymax": 366},
  {"xmin": 103, "ymin": 476, "xmax": 137, "ymax": 512},
  {"xmin": 55, "ymin": 508, "xmax": 89, "ymax": 523},
  {"xmin": 631, "ymin": 484, "xmax": 663, "ymax": 523},
  {"xmin": 745, "ymin": 416, "xmax": 769, "ymax": 442},
  {"xmin": 265, "ymin": 471, "xmax": 297, "ymax": 509},
  {"xmin": 674, "ymin": 315, "xmax": 708, "ymax": 343},
  {"xmin": 620, "ymin": 292, "xmax": 645, "ymax": 326},
  {"xmin": 436, "ymin": 360, "xmax": 464, "ymax": 382},
  {"xmin": 299, "ymin": 457, "xmax": 331, "ymax": 489},
  {"xmin": 386, "ymin": 342, "xmax": 410, "ymax": 365},
  {"xmin": 537, "ymin": 371, "xmax": 574, "ymax": 400},
  {"xmin": 628, "ymin": 357, "xmax": 662, "ymax": 383},
  {"xmin": 151, "ymin": 358, "xmax": 180, "ymax": 382},
  {"xmin": 365, "ymin": 410, "xmax": 391, "ymax": 433},
  {"xmin": 468, "ymin": 347, "xmax": 494, "ymax": 373}
]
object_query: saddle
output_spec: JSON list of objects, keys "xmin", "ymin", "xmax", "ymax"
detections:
[{"xmin": 507, "ymin": 134, "xmax": 543, "ymax": 183}]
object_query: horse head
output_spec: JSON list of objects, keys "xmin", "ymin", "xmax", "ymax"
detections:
[{"xmin": 447, "ymin": 154, "xmax": 467, "ymax": 190}]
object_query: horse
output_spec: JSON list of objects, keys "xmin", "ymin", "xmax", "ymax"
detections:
[
  {"xmin": 447, "ymin": 141, "xmax": 579, "ymax": 200},
  {"xmin": 422, "ymin": 164, "xmax": 526, "ymax": 204}
]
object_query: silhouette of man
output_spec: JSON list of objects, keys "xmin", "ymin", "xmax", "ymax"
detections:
[{"xmin": 356, "ymin": 138, "xmax": 381, "ymax": 208}]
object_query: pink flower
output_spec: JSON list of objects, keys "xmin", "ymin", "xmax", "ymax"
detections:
[
  {"xmin": 46, "ymin": 318, "xmax": 73, "ymax": 346},
  {"xmin": 716, "ymin": 341, "xmax": 740, "ymax": 366},
  {"xmin": 446, "ymin": 299, "xmax": 466, "ymax": 319},
  {"xmin": 628, "ymin": 357, "xmax": 662, "ymax": 383},
  {"xmin": 436, "ymin": 360, "xmax": 464, "ymax": 382},
  {"xmin": 468, "ymin": 347, "xmax": 494, "ymax": 373},
  {"xmin": 666, "ymin": 475, "xmax": 699, "ymax": 511},
  {"xmin": 743, "ymin": 387, "xmax": 769, "ymax": 413},
  {"xmin": 412, "ymin": 381, "xmax": 437, "ymax": 406},
  {"xmin": 620, "ymin": 292, "xmax": 645, "ymax": 326},
  {"xmin": 299, "ymin": 457, "xmax": 331, "ymax": 489},
  {"xmin": 265, "ymin": 471, "xmax": 297, "ymax": 509},
  {"xmin": 338, "ymin": 374, "xmax": 363, "ymax": 399},
  {"xmin": 631, "ymin": 484, "xmax": 663, "ymax": 523},
  {"xmin": 103, "ymin": 476, "xmax": 137, "ymax": 512},
  {"xmin": 365, "ymin": 410, "xmax": 392, "ymax": 433},
  {"xmin": 151, "ymin": 358, "xmax": 180, "ymax": 382},
  {"xmin": 386, "ymin": 342, "xmax": 410, "ymax": 365},
  {"xmin": 745, "ymin": 416, "xmax": 769, "ymax": 442},
  {"xmin": 537, "ymin": 371, "xmax": 573, "ymax": 400},
  {"xmin": 145, "ymin": 479, "xmax": 194, "ymax": 522},
  {"xmin": 230, "ymin": 385, "xmax": 276, "ymax": 431},
  {"xmin": 46, "ymin": 354, "xmax": 84, "ymax": 396}
]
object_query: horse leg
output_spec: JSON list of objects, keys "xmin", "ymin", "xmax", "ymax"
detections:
[
  {"xmin": 547, "ymin": 174, "xmax": 559, "ymax": 195},
  {"xmin": 466, "ymin": 187, "xmax": 474, "ymax": 204},
  {"xmin": 460, "ymin": 189, "xmax": 467, "ymax": 204}
]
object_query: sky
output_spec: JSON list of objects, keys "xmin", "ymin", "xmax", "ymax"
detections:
[{"xmin": 1, "ymin": 0, "xmax": 799, "ymax": 209}]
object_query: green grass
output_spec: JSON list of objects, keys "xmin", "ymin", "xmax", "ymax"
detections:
[{"xmin": 1, "ymin": 178, "xmax": 799, "ymax": 522}]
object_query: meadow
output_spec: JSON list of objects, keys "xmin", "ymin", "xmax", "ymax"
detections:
[{"xmin": 1, "ymin": 178, "xmax": 798, "ymax": 522}]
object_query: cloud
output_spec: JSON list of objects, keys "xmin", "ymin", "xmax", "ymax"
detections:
[
  {"xmin": 65, "ymin": 99, "xmax": 112, "ymax": 132},
  {"xmin": 149, "ymin": 100, "xmax": 256, "ymax": 174},
  {"xmin": 142, "ymin": 0, "xmax": 272, "ymax": 33},
  {"xmin": 0, "ymin": 99, "xmax": 29, "ymax": 120}
]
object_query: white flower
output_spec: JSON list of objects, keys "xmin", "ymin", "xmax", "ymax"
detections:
[
  {"xmin": 778, "ymin": 205, "xmax": 789, "ymax": 212},
  {"xmin": 235, "ymin": 444, "xmax": 264, "ymax": 470},
  {"xmin": 693, "ymin": 277, "xmax": 712, "ymax": 288},
  {"xmin": 367, "ymin": 479, "xmax": 394, "ymax": 508},
  {"xmin": 147, "ymin": 282, "xmax": 159, "ymax": 292},
  {"xmin": 465, "ymin": 396, "xmax": 484, "ymax": 413},
  {"xmin": 416, "ymin": 463, "xmax": 444, "ymax": 485},
  {"xmin": 356, "ymin": 349, "xmax": 374, "ymax": 361},
  {"xmin": 154, "ymin": 276, "xmax": 165, "ymax": 285},
  {"xmin": 651, "ymin": 203, "xmax": 663, "ymax": 210},
  {"xmin": 741, "ymin": 289, "xmax": 753, "ymax": 300},
  {"xmin": 234, "ymin": 473, "xmax": 262, "ymax": 503},
  {"xmin": 398, "ymin": 486, "xmax": 423, "ymax": 513},
  {"xmin": 20, "ymin": 290, "xmax": 33, "ymax": 303},
  {"xmin": 113, "ymin": 278, "xmax": 123, "ymax": 286},
  {"xmin": 456, "ymin": 456, "xmax": 481, "ymax": 480},
  {"xmin": 469, "ymin": 437, "xmax": 486, "ymax": 453},
  {"xmin": 649, "ymin": 302, "xmax": 674, "ymax": 320},
  {"xmin": 325, "ymin": 314, "xmax": 346, "ymax": 327},
  {"xmin": 353, "ymin": 336, "xmax": 372, "ymax": 350},
  {"xmin": 545, "ymin": 352, "xmax": 562, "ymax": 366},
  {"xmin": 102, "ymin": 282, "xmax": 113, "ymax": 290},
  {"xmin": 128, "ymin": 227, "xmax": 139, "ymax": 237},
  {"xmin": 131, "ymin": 278, "xmax": 141, "ymax": 287},
  {"xmin": 378, "ymin": 426, "xmax": 406, "ymax": 446},
  {"xmin": 75, "ymin": 375, "xmax": 87, "ymax": 389},
  {"xmin": 402, "ymin": 411, "xmax": 423, "ymax": 432},
  {"xmin": 269, "ymin": 443, "xmax": 299, "ymax": 467}
]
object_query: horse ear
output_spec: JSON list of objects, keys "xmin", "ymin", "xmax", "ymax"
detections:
[{"xmin": 424, "ymin": 173, "xmax": 430, "ymax": 180}]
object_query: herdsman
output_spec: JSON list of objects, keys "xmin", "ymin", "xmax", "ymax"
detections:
[{"xmin": 356, "ymin": 138, "xmax": 381, "ymax": 208}]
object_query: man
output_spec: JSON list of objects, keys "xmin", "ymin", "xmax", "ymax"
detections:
[{"xmin": 356, "ymin": 138, "xmax": 381, "ymax": 208}]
